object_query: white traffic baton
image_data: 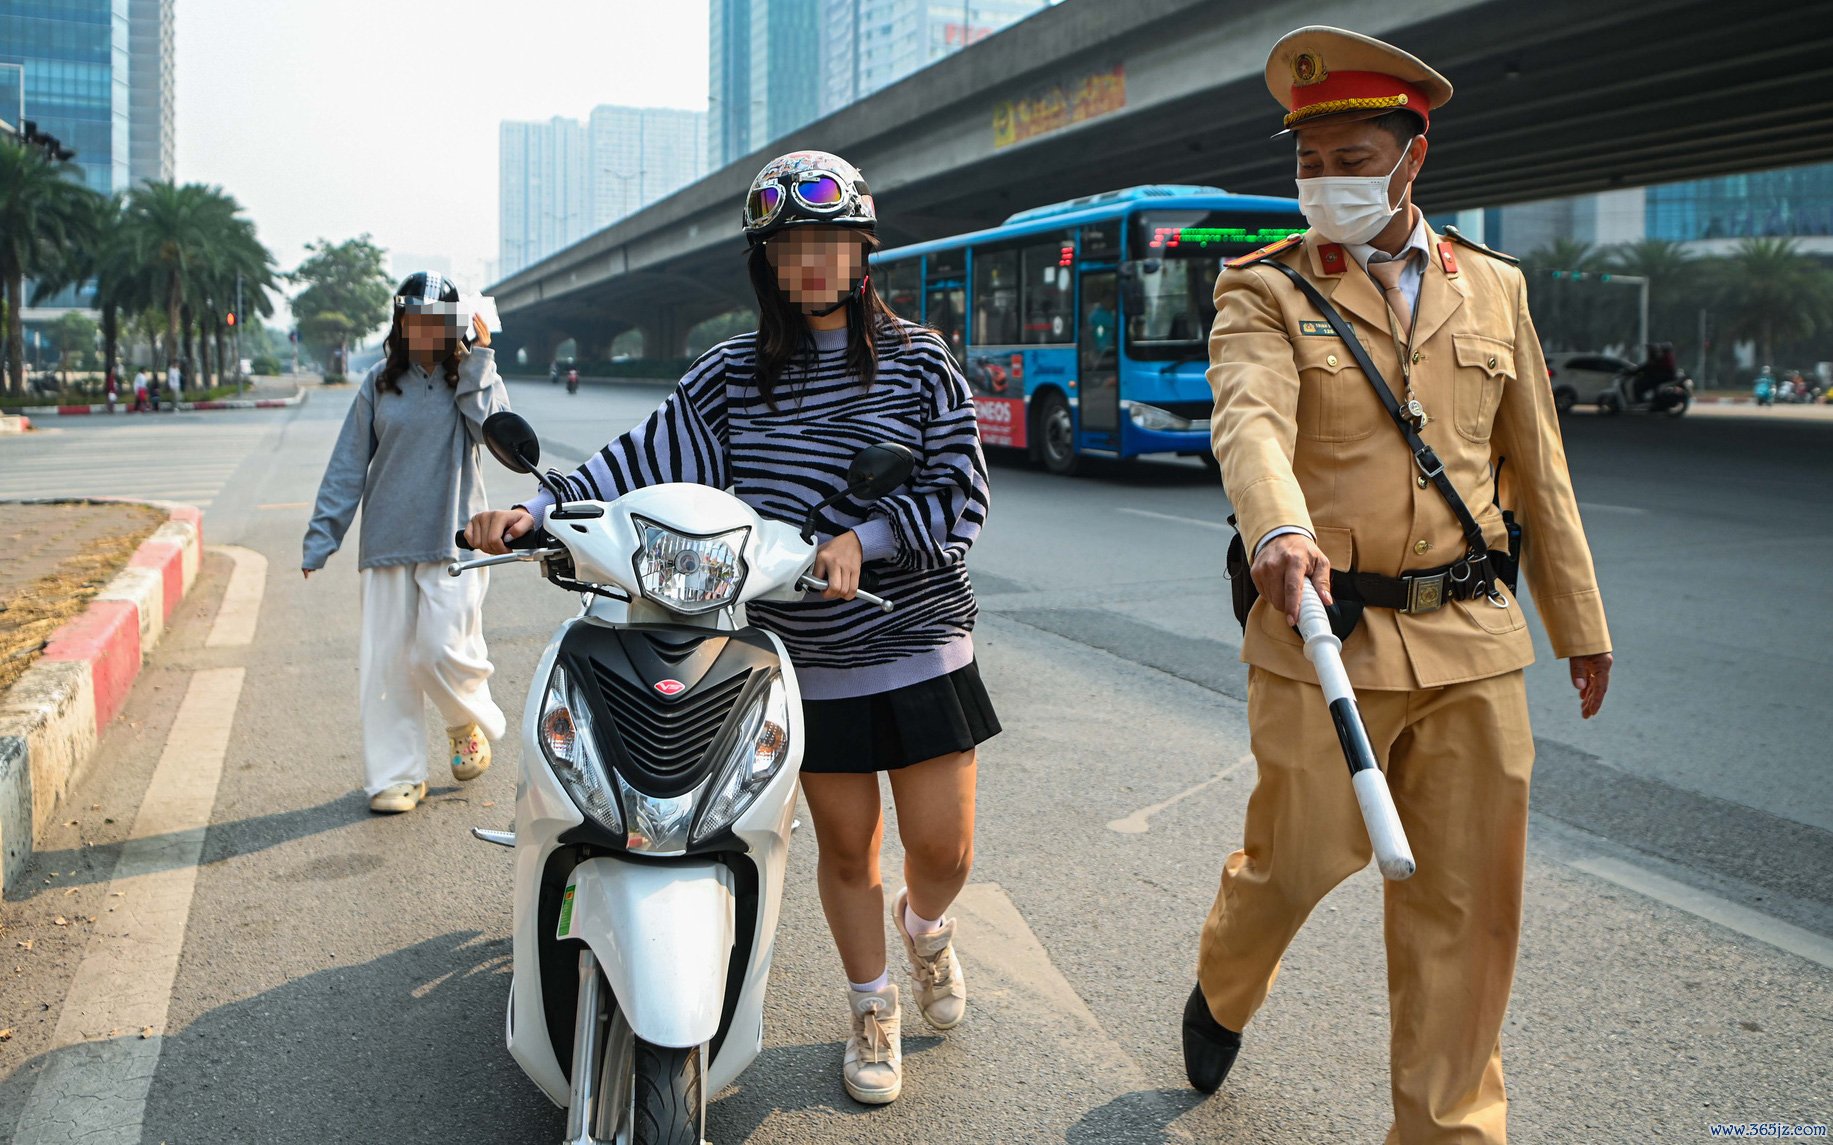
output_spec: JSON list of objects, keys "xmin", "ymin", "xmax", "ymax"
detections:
[{"xmin": 1295, "ymin": 581, "xmax": 1417, "ymax": 881}]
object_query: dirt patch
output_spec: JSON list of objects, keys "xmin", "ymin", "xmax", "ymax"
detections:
[{"xmin": 0, "ymin": 501, "xmax": 168, "ymax": 693}]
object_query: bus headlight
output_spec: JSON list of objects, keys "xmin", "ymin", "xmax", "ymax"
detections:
[
  {"xmin": 692, "ymin": 673, "xmax": 791, "ymax": 843},
  {"xmin": 1122, "ymin": 400, "xmax": 1191, "ymax": 432}
]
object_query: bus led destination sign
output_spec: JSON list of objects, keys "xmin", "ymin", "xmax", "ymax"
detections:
[{"xmin": 1145, "ymin": 225, "xmax": 1307, "ymax": 254}]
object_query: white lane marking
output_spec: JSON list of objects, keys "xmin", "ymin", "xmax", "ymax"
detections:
[
  {"xmin": 204, "ymin": 546, "xmax": 267, "ymax": 648},
  {"xmin": 1571, "ymin": 855, "xmax": 1833, "ymax": 971},
  {"xmin": 949, "ymin": 883, "xmax": 1195, "ymax": 1141},
  {"xmin": 1108, "ymin": 753, "xmax": 1256, "ymax": 834},
  {"xmin": 1578, "ymin": 502, "xmax": 1647, "ymax": 515},
  {"xmin": 13, "ymin": 666, "xmax": 245, "ymax": 1145},
  {"xmin": 1117, "ymin": 507, "xmax": 1231, "ymax": 531}
]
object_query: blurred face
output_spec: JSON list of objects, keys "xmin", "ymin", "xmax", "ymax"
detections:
[
  {"xmin": 766, "ymin": 226, "xmax": 864, "ymax": 312},
  {"xmin": 402, "ymin": 310, "xmax": 462, "ymax": 356}
]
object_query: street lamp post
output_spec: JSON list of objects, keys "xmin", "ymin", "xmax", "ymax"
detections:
[{"xmin": 1545, "ymin": 268, "xmax": 1651, "ymax": 350}]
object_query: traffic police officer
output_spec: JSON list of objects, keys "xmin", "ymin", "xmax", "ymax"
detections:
[{"xmin": 1183, "ymin": 26, "xmax": 1615, "ymax": 1144}]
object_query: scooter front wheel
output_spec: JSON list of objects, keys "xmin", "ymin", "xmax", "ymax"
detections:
[{"xmin": 630, "ymin": 1039, "xmax": 703, "ymax": 1145}]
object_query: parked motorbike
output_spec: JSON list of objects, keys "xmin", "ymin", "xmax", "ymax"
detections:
[
  {"xmin": 566, "ymin": 368, "xmax": 580, "ymax": 395},
  {"xmin": 1600, "ymin": 364, "xmax": 1692, "ymax": 418},
  {"xmin": 450, "ymin": 412, "xmax": 912, "ymax": 1145}
]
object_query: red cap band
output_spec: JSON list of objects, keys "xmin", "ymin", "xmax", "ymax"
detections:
[{"xmin": 1287, "ymin": 70, "xmax": 1431, "ymax": 130}]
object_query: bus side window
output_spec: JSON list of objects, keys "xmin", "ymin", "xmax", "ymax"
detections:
[
  {"xmin": 973, "ymin": 248, "xmax": 1020, "ymax": 346},
  {"xmin": 880, "ymin": 259, "xmax": 921, "ymax": 321},
  {"xmin": 927, "ymin": 286, "xmax": 966, "ymax": 360},
  {"xmin": 1022, "ymin": 236, "xmax": 1074, "ymax": 344}
]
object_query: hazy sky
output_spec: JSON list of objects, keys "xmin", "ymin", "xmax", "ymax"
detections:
[{"xmin": 175, "ymin": 1, "xmax": 710, "ymax": 300}]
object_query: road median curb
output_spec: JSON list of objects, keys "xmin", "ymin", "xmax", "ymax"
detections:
[
  {"xmin": 6, "ymin": 386, "xmax": 309, "ymax": 417},
  {"xmin": 0, "ymin": 500, "xmax": 204, "ymax": 891}
]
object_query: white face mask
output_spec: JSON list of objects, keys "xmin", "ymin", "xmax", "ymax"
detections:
[{"xmin": 1296, "ymin": 141, "xmax": 1414, "ymax": 245}]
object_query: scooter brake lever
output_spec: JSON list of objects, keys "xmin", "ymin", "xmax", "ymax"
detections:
[{"xmin": 796, "ymin": 574, "xmax": 894, "ymax": 613}]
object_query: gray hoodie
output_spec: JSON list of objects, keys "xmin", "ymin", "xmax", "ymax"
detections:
[{"xmin": 303, "ymin": 348, "xmax": 510, "ymax": 571}]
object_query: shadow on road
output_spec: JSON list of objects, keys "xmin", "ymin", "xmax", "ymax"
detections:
[{"xmin": 138, "ymin": 931, "xmax": 557, "ymax": 1142}]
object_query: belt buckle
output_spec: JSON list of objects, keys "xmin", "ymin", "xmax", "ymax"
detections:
[{"xmin": 1404, "ymin": 572, "xmax": 1448, "ymax": 614}]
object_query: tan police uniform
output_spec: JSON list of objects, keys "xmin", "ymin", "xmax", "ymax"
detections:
[{"xmin": 1196, "ymin": 25, "xmax": 1612, "ymax": 1145}]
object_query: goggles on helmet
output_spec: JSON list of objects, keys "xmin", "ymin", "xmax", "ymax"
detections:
[
  {"xmin": 746, "ymin": 172, "xmax": 853, "ymax": 230},
  {"xmin": 741, "ymin": 151, "xmax": 875, "ymax": 243}
]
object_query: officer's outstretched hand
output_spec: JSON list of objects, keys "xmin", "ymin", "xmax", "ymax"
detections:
[
  {"xmin": 1569, "ymin": 652, "xmax": 1613, "ymax": 719},
  {"xmin": 1253, "ymin": 533, "xmax": 1332, "ymax": 628}
]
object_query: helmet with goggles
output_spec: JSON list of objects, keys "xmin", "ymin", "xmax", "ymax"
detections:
[
  {"xmin": 741, "ymin": 151, "xmax": 876, "ymax": 244},
  {"xmin": 393, "ymin": 270, "xmax": 460, "ymax": 313}
]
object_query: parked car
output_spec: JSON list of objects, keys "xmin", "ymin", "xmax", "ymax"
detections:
[{"xmin": 1546, "ymin": 351, "xmax": 1637, "ymax": 413}]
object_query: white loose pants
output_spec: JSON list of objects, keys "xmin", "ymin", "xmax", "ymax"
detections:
[{"xmin": 358, "ymin": 561, "xmax": 507, "ymax": 795}]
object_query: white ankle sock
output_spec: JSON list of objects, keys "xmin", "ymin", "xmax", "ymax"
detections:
[
  {"xmin": 849, "ymin": 971, "xmax": 889, "ymax": 993},
  {"xmin": 904, "ymin": 903, "xmax": 945, "ymax": 937}
]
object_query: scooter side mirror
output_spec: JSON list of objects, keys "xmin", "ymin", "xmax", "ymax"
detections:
[
  {"xmin": 483, "ymin": 411, "xmax": 541, "ymax": 474},
  {"xmin": 846, "ymin": 442, "xmax": 916, "ymax": 501}
]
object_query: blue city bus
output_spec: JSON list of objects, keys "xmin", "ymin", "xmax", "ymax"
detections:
[{"xmin": 871, "ymin": 186, "xmax": 1306, "ymax": 474}]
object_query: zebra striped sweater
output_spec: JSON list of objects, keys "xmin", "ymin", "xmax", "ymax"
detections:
[{"xmin": 521, "ymin": 321, "xmax": 991, "ymax": 701}]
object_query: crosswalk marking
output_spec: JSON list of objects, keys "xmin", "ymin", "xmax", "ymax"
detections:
[{"xmin": 0, "ymin": 419, "xmax": 280, "ymax": 508}]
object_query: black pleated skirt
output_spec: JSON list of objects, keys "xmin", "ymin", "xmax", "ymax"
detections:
[{"xmin": 799, "ymin": 660, "xmax": 1001, "ymax": 774}]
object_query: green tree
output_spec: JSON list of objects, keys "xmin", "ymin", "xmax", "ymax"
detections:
[
  {"xmin": 1601, "ymin": 238, "xmax": 1705, "ymax": 362},
  {"xmin": 291, "ymin": 236, "xmax": 391, "ymax": 376},
  {"xmin": 1708, "ymin": 237, "xmax": 1833, "ymax": 369},
  {"xmin": 120, "ymin": 181, "xmax": 218, "ymax": 374},
  {"xmin": 0, "ymin": 136, "xmax": 102, "ymax": 396},
  {"xmin": 1521, "ymin": 239, "xmax": 1607, "ymax": 352},
  {"xmin": 49, "ymin": 311, "xmax": 97, "ymax": 385}
]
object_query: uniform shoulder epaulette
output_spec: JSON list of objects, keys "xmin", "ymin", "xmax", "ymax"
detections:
[
  {"xmin": 1441, "ymin": 226, "xmax": 1519, "ymax": 266},
  {"xmin": 1226, "ymin": 233, "xmax": 1305, "ymax": 269}
]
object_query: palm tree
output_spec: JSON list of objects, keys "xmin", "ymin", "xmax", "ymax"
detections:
[
  {"xmin": 1601, "ymin": 238, "xmax": 1702, "ymax": 360},
  {"xmin": 121, "ymin": 181, "xmax": 216, "ymax": 377},
  {"xmin": 0, "ymin": 136, "xmax": 102, "ymax": 396},
  {"xmin": 1709, "ymin": 238, "xmax": 1833, "ymax": 367},
  {"xmin": 1522, "ymin": 239, "xmax": 1606, "ymax": 351}
]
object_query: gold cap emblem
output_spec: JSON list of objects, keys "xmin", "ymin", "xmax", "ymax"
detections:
[{"xmin": 1292, "ymin": 51, "xmax": 1327, "ymax": 86}]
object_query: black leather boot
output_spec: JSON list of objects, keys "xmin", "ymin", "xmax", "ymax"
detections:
[{"xmin": 1182, "ymin": 983, "xmax": 1242, "ymax": 1093}]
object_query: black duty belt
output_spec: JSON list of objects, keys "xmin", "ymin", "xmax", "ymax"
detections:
[{"xmin": 1331, "ymin": 553, "xmax": 1499, "ymax": 615}]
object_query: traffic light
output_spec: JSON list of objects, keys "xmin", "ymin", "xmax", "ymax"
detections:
[{"xmin": 225, "ymin": 311, "xmax": 236, "ymax": 327}]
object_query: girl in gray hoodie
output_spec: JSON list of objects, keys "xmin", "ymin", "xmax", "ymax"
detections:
[{"xmin": 303, "ymin": 272, "xmax": 512, "ymax": 813}]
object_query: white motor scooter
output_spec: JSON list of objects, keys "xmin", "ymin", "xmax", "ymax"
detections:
[{"xmin": 450, "ymin": 412, "xmax": 912, "ymax": 1145}]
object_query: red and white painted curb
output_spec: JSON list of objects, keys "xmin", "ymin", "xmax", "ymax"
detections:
[
  {"xmin": 0, "ymin": 500, "xmax": 204, "ymax": 891},
  {"xmin": 0, "ymin": 414, "xmax": 30, "ymax": 433},
  {"xmin": 7, "ymin": 386, "xmax": 308, "ymax": 417}
]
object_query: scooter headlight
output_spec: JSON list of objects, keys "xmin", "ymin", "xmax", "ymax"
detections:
[
  {"xmin": 540, "ymin": 665, "xmax": 623, "ymax": 834},
  {"xmin": 691, "ymin": 672, "xmax": 791, "ymax": 843},
  {"xmin": 631, "ymin": 517, "xmax": 749, "ymax": 614}
]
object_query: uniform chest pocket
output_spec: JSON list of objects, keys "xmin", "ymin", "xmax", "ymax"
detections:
[
  {"xmin": 1294, "ymin": 338, "xmax": 1383, "ymax": 442},
  {"xmin": 1451, "ymin": 333, "xmax": 1513, "ymax": 442}
]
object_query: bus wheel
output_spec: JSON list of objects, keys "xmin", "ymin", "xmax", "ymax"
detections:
[{"xmin": 1037, "ymin": 391, "xmax": 1081, "ymax": 476}]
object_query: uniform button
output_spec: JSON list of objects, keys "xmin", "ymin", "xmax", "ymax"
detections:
[
  {"xmin": 1417, "ymin": 475, "xmax": 1429, "ymax": 488},
  {"xmin": 1487, "ymin": 355, "xmax": 1499, "ymax": 369},
  {"xmin": 1326, "ymin": 353, "xmax": 1339, "ymax": 367},
  {"xmin": 1414, "ymin": 539, "xmax": 1432, "ymax": 555},
  {"xmin": 1411, "ymin": 350, "xmax": 1422, "ymax": 365}
]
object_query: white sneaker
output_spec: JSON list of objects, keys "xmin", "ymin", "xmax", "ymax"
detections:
[
  {"xmin": 448, "ymin": 723, "xmax": 491, "ymax": 781},
  {"xmin": 842, "ymin": 984, "xmax": 902, "ymax": 1104},
  {"xmin": 893, "ymin": 888, "xmax": 968, "ymax": 1030},
  {"xmin": 368, "ymin": 782, "xmax": 427, "ymax": 814}
]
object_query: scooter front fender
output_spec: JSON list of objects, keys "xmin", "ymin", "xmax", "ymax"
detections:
[{"xmin": 564, "ymin": 856, "xmax": 735, "ymax": 1049}]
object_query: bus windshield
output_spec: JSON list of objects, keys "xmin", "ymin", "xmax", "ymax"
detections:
[{"xmin": 1125, "ymin": 210, "xmax": 1306, "ymax": 361}]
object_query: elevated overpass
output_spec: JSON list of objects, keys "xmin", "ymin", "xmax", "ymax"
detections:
[{"xmin": 491, "ymin": 0, "xmax": 1833, "ymax": 365}]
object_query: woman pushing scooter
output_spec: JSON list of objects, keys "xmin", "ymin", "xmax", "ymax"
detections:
[{"xmin": 467, "ymin": 150, "xmax": 996, "ymax": 1105}]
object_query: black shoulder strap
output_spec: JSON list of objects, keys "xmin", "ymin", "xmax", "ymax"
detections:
[{"xmin": 1259, "ymin": 258, "xmax": 1489, "ymax": 557}]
